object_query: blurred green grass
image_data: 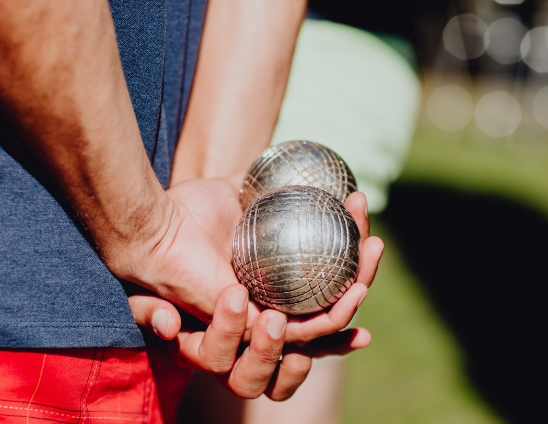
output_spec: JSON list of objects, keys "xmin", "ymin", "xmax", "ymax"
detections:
[
  {"xmin": 343, "ymin": 219, "xmax": 503, "ymax": 424},
  {"xmin": 399, "ymin": 126, "xmax": 548, "ymax": 216},
  {"xmin": 342, "ymin": 125, "xmax": 548, "ymax": 424}
]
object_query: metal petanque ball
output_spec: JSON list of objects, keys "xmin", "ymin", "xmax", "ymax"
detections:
[
  {"xmin": 239, "ymin": 140, "xmax": 357, "ymax": 210},
  {"xmin": 232, "ymin": 185, "xmax": 360, "ymax": 315}
]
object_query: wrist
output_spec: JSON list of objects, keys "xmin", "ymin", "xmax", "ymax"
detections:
[{"xmin": 93, "ymin": 174, "xmax": 175, "ymax": 283}]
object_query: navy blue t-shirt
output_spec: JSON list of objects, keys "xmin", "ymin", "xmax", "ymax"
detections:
[{"xmin": 0, "ymin": 0, "xmax": 207, "ymax": 348}]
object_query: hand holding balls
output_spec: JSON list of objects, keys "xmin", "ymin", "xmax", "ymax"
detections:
[{"xmin": 233, "ymin": 141, "xmax": 360, "ymax": 315}]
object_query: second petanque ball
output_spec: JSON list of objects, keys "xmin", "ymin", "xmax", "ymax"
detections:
[
  {"xmin": 239, "ymin": 140, "xmax": 357, "ymax": 210},
  {"xmin": 232, "ymin": 185, "xmax": 360, "ymax": 315}
]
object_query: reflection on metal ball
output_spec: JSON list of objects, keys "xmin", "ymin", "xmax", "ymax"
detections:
[
  {"xmin": 232, "ymin": 185, "xmax": 360, "ymax": 315},
  {"xmin": 240, "ymin": 140, "xmax": 357, "ymax": 210}
]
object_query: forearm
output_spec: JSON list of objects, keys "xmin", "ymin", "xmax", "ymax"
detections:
[
  {"xmin": 0, "ymin": 1, "xmax": 169, "ymax": 273},
  {"xmin": 171, "ymin": 0, "xmax": 307, "ymax": 184}
]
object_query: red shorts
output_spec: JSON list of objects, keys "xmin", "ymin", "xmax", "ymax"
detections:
[{"xmin": 0, "ymin": 347, "xmax": 192, "ymax": 424}]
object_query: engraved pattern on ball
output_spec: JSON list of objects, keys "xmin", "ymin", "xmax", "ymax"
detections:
[
  {"xmin": 240, "ymin": 140, "xmax": 357, "ymax": 210},
  {"xmin": 232, "ymin": 185, "xmax": 360, "ymax": 315}
]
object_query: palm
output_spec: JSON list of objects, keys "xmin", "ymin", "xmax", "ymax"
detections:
[{"xmin": 141, "ymin": 177, "xmax": 243, "ymax": 322}]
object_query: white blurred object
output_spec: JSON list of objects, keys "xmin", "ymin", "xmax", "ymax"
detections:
[
  {"xmin": 532, "ymin": 86, "xmax": 548, "ymax": 129},
  {"xmin": 272, "ymin": 19, "xmax": 420, "ymax": 213},
  {"xmin": 475, "ymin": 91, "xmax": 522, "ymax": 137},
  {"xmin": 520, "ymin": 27, "xmax": 548, "ymax": 73},
  {"xmin": 426, "ymin": 85, "xmax": 474, "ymax": 131},
  {"xmin": 443, "ymin": 14, "xmax": 489, "ymax": 61},
  {"xmin": 486, "ymin": 17, "xmax": 527, "ymax": 64}
]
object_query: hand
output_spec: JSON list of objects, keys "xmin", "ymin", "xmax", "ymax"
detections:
[
  {"xmin": 126, "ymin": 176, "xmax": 383, "ymax": 343},
  {"xmin": 128, "ymin": 184, "xmax": 381, "ymax": 401},
  {"xmin": 144, "ymin": 283, "xmax": 309, "ymax": 402},
  {"xmin": 138, "ymin": 283, "xmax": 372, "ymax": 402},
  {"xmin": 131, "ymin": 176, "xmax": 244, "ymax": 322}
]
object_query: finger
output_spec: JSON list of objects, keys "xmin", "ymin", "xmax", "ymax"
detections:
[
  {"xmin": 263, "ymin": 344, "xmax": 312, "ymax": 401},
  {"xmin": 284, "ymin": 282, "xmax": 368, "ymax": 344},
  {"xmin": 222, "ymin": 310, "xmax": 287, "ymax": 399},
  {"xmin": 245, "ymin": 237, "xmax": 382, "ymax": 344},
  {"xmin": 344, "ymin": 191, "xmax": 369, "ymax": 240},
  {"xmin": 308, "ymin": 327, "xmax": 372, "ymax": 358},
  {"xmin": 356, "ymin": 236, "xmax": 384, "ymax": 287},
  {"xmin": 260, "ymin": 328, "xmax": 370, "ymax": 402},
  {"xmin": 176, "ymin": 284, "xmax": 249, "ymax": 373},
  {"xmin": 242, "ymin": 300, "xmax": 262, "ymax": 342},
  {"xmin": 128, "ymin": 294, "xmax": 181, "ymax": 340}
]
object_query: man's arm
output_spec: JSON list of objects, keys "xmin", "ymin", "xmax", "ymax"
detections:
[
  {"xmin": 171, "ymin": 0, "xmax": 307, "ymax": 184},
  {"xmin": 0, "ymin": 0, "xmax": 169, "ymax": 276}
]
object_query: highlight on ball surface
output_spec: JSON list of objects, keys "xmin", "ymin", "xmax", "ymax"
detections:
[
  {"xmin": 232, "ymin": 185, "xmax": 360, "ymax": 315},
  {"xmin": 239, "ymin": 140, "xmax": 357, "ymax": 210}
]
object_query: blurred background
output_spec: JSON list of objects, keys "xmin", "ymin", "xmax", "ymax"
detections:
[{"xmin": 305, "ymin": 0, "xmax": 548, "ymax": 423}]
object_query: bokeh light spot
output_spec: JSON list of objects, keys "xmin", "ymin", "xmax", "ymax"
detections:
[
  {"xmin": 443, "ymin": 14, "xmax": 489, "ymax": 61},
  {"xmin": 426, "ymin": 85, "xmax": 474, "ymax": 132},
  {"xmin": 486, "ymin": 17, "xmax": 527, "ymax": 64},
  {"xmin": 520, "ymin": 27, "xmax": 548, "ymax": 73},
  {"xmin": 532, "ymin": 86, "xmax": 548, "ymax": 129},
  {"xmin": 475, "ymin": 91, "xmax": 521, "ymax": 138}
]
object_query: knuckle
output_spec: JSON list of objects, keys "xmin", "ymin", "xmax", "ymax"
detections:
[
  {"xmin": 296, "ymin": 321, "xmax": 315, "ymax": 343},
  {"xmin": 286, "ymin": 360, "xmax": 312, "ymax": 377},
  {"xmin": 232, "ymin": 384, "xmax": 262, "ymax": 400},
  {"xmin": 256, "ymin": 350, "xmax": 282, "ymax": 366},
  {"xmin": 215, "ymin": 323, "xmax": 244, "ymax": 339},
  {"xmin": 328, "ymin": 316, "xmax": 345, "ymax": 332},
  {"xmin": 332, "ymin": 321, "xmax": 345, "ymax": 332},
  {"xmin": 269, "ymin": 391, "xmax": 294, "ymax": 402},
  {"xmin": 203, "ymin": 359, "xmax": 233, "ymax": 375}
]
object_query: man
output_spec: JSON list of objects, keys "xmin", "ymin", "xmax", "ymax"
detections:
[{"xmin": 0, "ymin": 1, "xmax": 383, "ymax": 422}]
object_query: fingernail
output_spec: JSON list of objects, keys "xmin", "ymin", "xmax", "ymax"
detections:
[
  {"xmin": 364, "ymin": 204, "xmax": 369, "ymax": 218},
  {"xmin": 229, "ymin": 289, "xmax": 248, "ymax": 313},
  {"xmin": 357, "ymin": 292, "xmax": 367, "ymax": 307},
  {"xmin": 151, "ymin": 309, "xmax": 172, "ymax": 338},
  {"xmin": 266, "ymin": 315, "xmax": 286, "ymax": 339}
]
